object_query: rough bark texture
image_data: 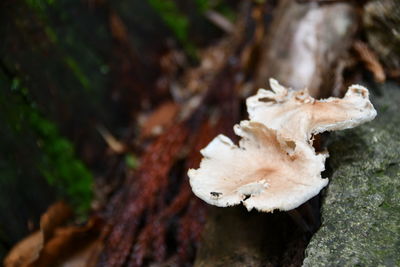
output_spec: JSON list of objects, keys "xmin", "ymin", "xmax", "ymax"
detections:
[
  {"xmin": 364, "ymin": 0, "xmax": 400, "ymax": 70},
  {"xmin": 0, "ymin": 0, "xmax": 169, "ymax": 256},
  {"xmin": 303, "ymin": 82, "xmax": 400, "ymax": 266}
]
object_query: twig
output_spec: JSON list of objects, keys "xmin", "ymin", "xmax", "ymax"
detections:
[
  {"xmin": 353, "ymin": 40, "xmax": 386, "ymax": 83},
  {"xmin": 205, "ymin": 10, "xmax": 235, "ymax": 34},
  {"xmin": 97, "ymin": 125, "xmax": 126, "ymax": 154}
]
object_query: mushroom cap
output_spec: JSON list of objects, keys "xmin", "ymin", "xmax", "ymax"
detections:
[
  {"xmin": 189, "ymin": 121, "xmax": 328, "ymax": 212},
  {"xmin": 188, "ymin": 79, "xmax": 377, "ymax": 212},
  {"xmin": 247, "ymin": 79, "xmax": 377, "ymax": 142}
]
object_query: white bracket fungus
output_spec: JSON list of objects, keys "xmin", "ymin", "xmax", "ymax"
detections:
[{"xmin": 188, "ymin": 79, "xmax": 377, "ymax": 212}]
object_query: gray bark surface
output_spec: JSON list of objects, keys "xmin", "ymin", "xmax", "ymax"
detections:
[{"xmin": 303, "ymin": 82, "xmax": 400, "ymax": 266}]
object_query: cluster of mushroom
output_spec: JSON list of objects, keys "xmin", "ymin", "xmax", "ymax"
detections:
[{"xmin": 188, "ymin": 79, "xmax": 376, "ymax": 212}]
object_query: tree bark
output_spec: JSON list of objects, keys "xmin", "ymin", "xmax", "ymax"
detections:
[
  {"xmin": 194, "ymin": 1, "xmax": 358, "ymax": 266},
  {"xmin": 303, "ymin": 81, "xmax": 400, "ymax": 266}
]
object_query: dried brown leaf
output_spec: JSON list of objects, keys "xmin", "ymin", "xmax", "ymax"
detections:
[
  {"xmin": 4, "ymin": 202, "xmax": 72, "ymax": 267},
  {"xmin": 31, "ymin": 218, "xmax": 102, "ymax": 267},
  {"xmin": 354, "ymin": 40, "xmax": 386, "ymax": 83},
  {"xmin": 4, "ymin": 232, "xmax": 43, "ymax": 267},
  {"xmin": 109, "ymin": 12, "xmax": 129, "ymax": 44},
  {"xmin": 4, "ymin": 202, "xmax": 102, "ymax": 267},
  {"xmin": 40, "ymin": 201, "xmax": 73, "ymax": 241}
]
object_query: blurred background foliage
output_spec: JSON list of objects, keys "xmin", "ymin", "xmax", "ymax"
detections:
[{"xmin": 0, "ymin": 0, "xmax": 236, "ymax": 260}]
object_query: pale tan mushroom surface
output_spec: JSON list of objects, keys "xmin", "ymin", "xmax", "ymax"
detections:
[
  {"xmin": 188, "ymin": 79, "xmax": 376, "ymax": 212},
  {"xmin": 247, "ymin": 79, "xmax": 377, "ymax": 143}
]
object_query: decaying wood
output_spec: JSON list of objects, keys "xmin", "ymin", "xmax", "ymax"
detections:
[
  {"xmin": 1, "ymin": 0, "xmax": 373, "ymax": 266},
  {"xmin": 256, "ymin": 0, "xmax": 357, "ymax": 98},
  {"xmin": 92, "ymin": 0, "xmax": 362, "ymax": 266},
  {"xmin": 194, "ymin": 1, "xmax": 358, "ymax": 266},
  {"xmin": 96, "ymin": 4, "xmax": 253, "ymax": 265},
  {"xmin": 97, "ymin": 78, "xmax": 240, "ymax": 266}
]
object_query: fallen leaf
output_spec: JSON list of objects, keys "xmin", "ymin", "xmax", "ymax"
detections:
[
  {"xmin": 4, "ymin": 202, "xmax": 103, "ymax": 267},
  {"xmin": 31, "ymin": 218, "xmax": 102, "ymax": 267},
  {"xmin": 3, "ymin": 232, "xmax": 43, "ymax": 267},
  {"xmin": 109, "ymin": 12, "xmax": 129, "ymax": 44},
  {"xmin": 353, "ymin": 40, "xmax": 386, "ymax": 83}
]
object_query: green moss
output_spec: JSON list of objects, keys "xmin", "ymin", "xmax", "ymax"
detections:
[
  {"xmin": 1, "ymin": 73, "xmax": 93, "ymax": 216},
  {"xmin": 196, "ymin": 0, "xmax": 210, "ymax": 13},
  {"xmin": 148, "ymin": 0, "xmax": 197, "ymax": 58},
  {"xmin": 216, "ymin": 4, "xmax": 236, "ymax": 22},
  {"xmin": 196, "ymin": 0, "xmax": 236, "ymax": 22},
  {"xmin": 25, "ymin": 0, "xmax": 55, "ymax": 9},
  {"xmin": 22, "ymin": 1, "xmax": 96, "ymax": 93},
  {"xmin": 125, "ymin": 153, "xmax": 139, "ymax": 169},
  {"xmin": 64, "ymin": 56, "xmax": 91, "ymax": 91},
  {"xmin": 29, "ymin": 112, "xmax": 93, "ymax": 215},
  {"xmin": 44, "ymin": 26, "xmax": 58, "ymax": 43},
  {"xmin": 148, "ymin": 0, "xmax": 188, "ymax": 41}
]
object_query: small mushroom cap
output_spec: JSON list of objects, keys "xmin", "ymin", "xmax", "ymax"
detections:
[
  {"xmin": 188, "ymin": 79, "xmax": 377, "ymax": 212},
  {"xmin": 189, "ymin": 121, "xmax": 328, "ymax": 212},
  {"xmin": 247, "ymin": 79, "xmax": 377, "ymax": 142}
]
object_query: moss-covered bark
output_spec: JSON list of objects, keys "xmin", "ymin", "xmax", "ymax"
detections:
[{"xmin": 0, "ymin": 72, "xmax": 94, "ymax": 256}]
